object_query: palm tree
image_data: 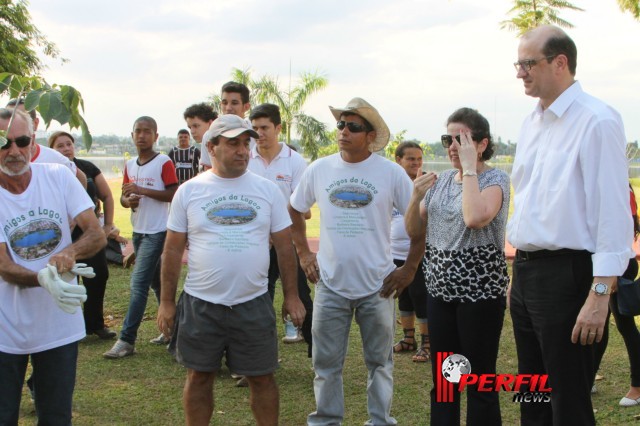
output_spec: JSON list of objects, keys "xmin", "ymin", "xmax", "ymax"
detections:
[
  {"xmin": 617, "ymin": 0, "xmax": 640, "ymax": 19},
  {"xmin": 256, "ymin": 70, "xmax": 330, "ymax": 160},
  {"xmin": 500, "ymin": 0, "xmax": 585, "ymax": 35},
  {"xmin": 210, "ymin": 67, "xmax": 331, "ymax": 160}
]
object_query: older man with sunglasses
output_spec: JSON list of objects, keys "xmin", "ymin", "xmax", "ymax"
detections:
[
  {"xmin": 0, "ymin": 108, "xmax": 105, "ymax": 424},
  {"xmin": 508, "ymin": 26, "xmax": 633, "ymax": 425},
  {"xmin": 289, "ymin": 98, "xmax": 423, "ymax": 425}
]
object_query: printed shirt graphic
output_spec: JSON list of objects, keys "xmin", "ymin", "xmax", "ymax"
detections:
[
  {"xmin": 0, "ymin": 164, "xmax": 93, "ymax": 354},
  {"xmin": 290, "ymin": 153, "xmax": 413, "ymax": 299},
  {"xmin": 390, "ymin": 208, "xmax": 410, "ymax": 260},
  {"xmin": 123, "ymin": 154, "xmax": 178, "ymax": 234},
  {"xmin": 167, "ymin": 171, "xmax": 291, "ymax": 305}
]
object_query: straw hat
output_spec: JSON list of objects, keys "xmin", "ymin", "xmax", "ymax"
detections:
[{"xmin": 329, "ymin": 97, "xmax": 390, "ymax": 152}]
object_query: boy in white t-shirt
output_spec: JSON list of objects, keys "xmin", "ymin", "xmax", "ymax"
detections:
[{"xmin": 104, "ymin": 116, "xmax": 178, "ymax": 359}]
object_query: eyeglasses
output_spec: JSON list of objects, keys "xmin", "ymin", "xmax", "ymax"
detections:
[
  {"xmin": 337, "ymin": 120, "xmax": 369, "ymax": 133},
  {"xmin": 1, "ymin": 135, "xmax": 32, "ymax": 150},
  {"xmin": 513, "ymin": 55, "xmax": 557, "ymax": 72}
]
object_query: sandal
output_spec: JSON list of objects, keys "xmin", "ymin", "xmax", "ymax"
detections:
[
  {"xmin": 413, "ymin": 334, "xmax": 431, "ymax": 362},
  {"xmin": 393, "ymin": 328, "xmax": 416, "ymax": 353}
]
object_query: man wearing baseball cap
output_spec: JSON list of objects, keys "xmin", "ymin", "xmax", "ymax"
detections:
[
  {"xmin": 289, "ymin": 98, "xmax": 424, "ymax": 424},
  {"xmin": 157, "ymin": 114, "xmax": 306, "ymax": 425}
]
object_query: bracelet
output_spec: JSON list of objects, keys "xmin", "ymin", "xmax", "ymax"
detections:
[{"xmin": 462, "ymin": 170, "xmax": 477, "ymax": 177}]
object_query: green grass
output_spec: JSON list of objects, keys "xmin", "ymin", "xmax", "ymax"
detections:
[{"xmin": 15, "ymin": 262, "xmax": 640, "ymax": 425}]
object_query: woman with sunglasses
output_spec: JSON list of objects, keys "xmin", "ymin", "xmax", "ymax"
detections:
[
  {"xmin": 49, "ymin": 131, "xmax": 116, "ymax": 340},
  {"xmin": 405, "ymin": 107, "xmax": 509, "ymax": 426}
]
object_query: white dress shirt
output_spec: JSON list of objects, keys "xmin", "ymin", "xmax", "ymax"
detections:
[{"xmin": 507, "ymin": 81, "xmax": 634, "ymax": 276}]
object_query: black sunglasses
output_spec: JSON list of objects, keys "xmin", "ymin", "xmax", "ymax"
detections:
[
  {"xmin": 1, "ymin": 135, "xmax": 32, "ymax": 150},
  {"xmin": 337, "ymin": 120, "xmax": 369, "ymax": 133},
  {"xmin": 441, "ymin": 134, "xmax": 483, "ymax": 148}
]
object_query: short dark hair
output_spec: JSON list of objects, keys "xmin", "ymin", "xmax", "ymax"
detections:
[
  {"xmin": 446, "ymin": 107, "xmax": 494, "ymax": 161},
  {"xmin": 542, "ymin": 33, "xmax": 577, "ymax": 75},
  {"xmin": 6, "ymin": 98, "xmax": 37, "ymax": 121},
  {"xmin": 177, "ymin": 129, "xmax": 190, "ymax": 136},
  {"xmin": 395, "ymin": 141, "xmax": 422, "ymax": 158},
  {"xmin": 133, "ymin": 116, "xmax": 158, "ymax": 132},
  {"xmin": 340, "ymin": 112, "xmax": 373, "ymax": 132},
  {"xmin": 221, "ymin": 81, "xmax": 250, "ymax": 104},
  {"xmin": 249, "ymin": 103, "xmax": 281, "ymax": 126},
  {"xmin": 183, "ymin": 103, "xmax": 218, "ymax": 122}
]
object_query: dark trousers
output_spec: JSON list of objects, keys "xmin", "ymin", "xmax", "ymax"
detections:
[
  {"xmin": 80, "ymin": 248, "xmax": 110, "ymax": 333},
  {"xmin": 594, "ymin": 258, "xmax": 640, "ymax": 386},
  {"xmin": 267, "ymin": 247, "xmax": 314, "ymax": 357},
  {"xmin": 510, "ymin": 250, "xmax": 595, "ymax": 426},
  {"xmin": 428, "ymin": 294, "xmax": 505, "ymax": 426},
  {"xmin": 394, "ymin": 258, "xmax": 428, "ymax": 319},
  {"xmin": 0, "ymin": 342, "xmax": 78, "ymax": 426}
]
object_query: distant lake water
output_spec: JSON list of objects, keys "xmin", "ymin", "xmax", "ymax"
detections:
[{"xmin": 83, "ymin": 157, "xmax": 640, "ymax": 180}]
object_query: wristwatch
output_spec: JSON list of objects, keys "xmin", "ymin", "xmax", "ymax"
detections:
[
  {"xmin": 591, "ymin": 282, "xmax": 611, "ymax": 296},
  {"xmin": 462, "ymin": 170, "xmax": 477, "ymax": 177}
]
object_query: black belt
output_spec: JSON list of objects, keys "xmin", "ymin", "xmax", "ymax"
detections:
[{"xmin": 515, "ymin": 248, "xmax": 591, "ymax": 261}]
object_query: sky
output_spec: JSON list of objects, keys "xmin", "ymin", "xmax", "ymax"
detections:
[{"xmin": 8, "ymin": 0, "xmax": 640, "ymax": 145}]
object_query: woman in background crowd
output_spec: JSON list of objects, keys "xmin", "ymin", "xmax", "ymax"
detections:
[{"xmin": 50, "ymin": 131, "xmax": 116, "ymax": 339}]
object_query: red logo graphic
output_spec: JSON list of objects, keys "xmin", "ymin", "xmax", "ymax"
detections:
[{"xmin": 435, "ymin": 352, "xmax": 552, "ymax": 403}]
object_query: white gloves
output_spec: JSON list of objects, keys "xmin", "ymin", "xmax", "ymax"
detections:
[
  {"xmin": 60, "ymin": 263, "xmax": 96, "ymax": 282},
  {"xmin": 37, "ymin": 264, "xmax": 88, "ymax": 314}
]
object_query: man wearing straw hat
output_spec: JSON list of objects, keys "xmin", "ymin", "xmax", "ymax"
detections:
[{"xmin": 289, "ymin": 97, "xmax": 423, "ymax": 425}]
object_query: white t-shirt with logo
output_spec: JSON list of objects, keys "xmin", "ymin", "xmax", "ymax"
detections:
[
  {"xmin": 167, "ymin": 170, "xmax": 291, "ymax": 305},
  {"xmin": 290, "ymin": 153, "xmax": 413, "ymax": 299},
  {"xmin": 248, "ymin": 142, "xmax": 307, "ymax": 199},
  {"xmin": 123, "ymin": 154, "xmax": 178, "ymax": 234},
  {"xmin": 0, "ymin": 164, "xmax": 93, "ymax": 354}
]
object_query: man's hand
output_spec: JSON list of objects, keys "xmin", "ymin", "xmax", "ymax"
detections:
[
  {"xmin": 571, "ymin": 293, "xmax": 610, "ymax": 345},
  {"xmin": 299, "ymin": 251, "xmax": 320, "ymax": 284},
  {"xmin": 282, "ymin": 297, "xmax": 306, "ymax": 328},
  {"xmin": 37, "ymin": 264, "xmax": 87, "ymax": 314},
  {"xmin": 380, "ymin": 266, "xmax": 414, "ymax": 299},
  {"xmin": 122, "ymin": 182, "xmax": 141, "ymax": 197},
  {"xmin": 157, "ymin": 301, "xmax": 176, "ymax": 340}
]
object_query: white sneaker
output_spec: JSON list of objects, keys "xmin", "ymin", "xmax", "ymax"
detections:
[
  {"xmin": 620, "ymin": 396, "xmax": 640, "ymax": 406},
  {"xmin": 103, "ymin": 339, "xmax": 135, "ymax": 359},
  {"xmin": 149, "ymin": 333, "xmax": 169, "ymax": 345}
]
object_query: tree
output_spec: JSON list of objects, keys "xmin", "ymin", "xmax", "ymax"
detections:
[
  {"xmin": 0, "ymin": 74, "xmax": 92, "ymax": 148},
  {"xmin": 0, "ymin": 2, "xmax": 90, "ymax": 148},
  {"xmin": 0, "ymin": 0, "xmax": 65, "ymax": 75},
  {"xmin": 210, "ymin": 67, "xmax": 331, "ymax": 160},
  {"xmin": 500, "ymin": 0, "xmax": 585, "ymax": 35},
  {"xmin": 617, "ymin": 0, "xmax": 640, "ymax": 19}
]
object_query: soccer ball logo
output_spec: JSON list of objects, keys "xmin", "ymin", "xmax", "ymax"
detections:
[{"xmin": 441, "ymin": 354, "xmax": 472, "ymax": 384}]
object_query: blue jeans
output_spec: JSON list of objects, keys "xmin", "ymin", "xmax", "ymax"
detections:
[
  {"xmin": 308, "ymin": 281, "xmax": 396, "ymax": 426},
  {"xmin": 120, "ymin": 231, "xmax": 165, "ymax": 345},
  {"xmin": 0, "ymin": 342, "xmax": 78, "ymax": 425}
]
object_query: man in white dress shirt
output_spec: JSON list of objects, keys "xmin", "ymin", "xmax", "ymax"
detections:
[{"xmin": 507, "ymin": 25, "xmax": 634, "ymax": 426}]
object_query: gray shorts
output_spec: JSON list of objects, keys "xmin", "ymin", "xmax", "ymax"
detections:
[{"xmin": 174, "ymin": 291, "xmax": 278, "ymax": 376}]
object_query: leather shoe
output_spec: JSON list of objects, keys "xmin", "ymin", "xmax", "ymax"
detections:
[{"xmin": 93, "ymin": 328, "xmax": 117, "ymax": 340}]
